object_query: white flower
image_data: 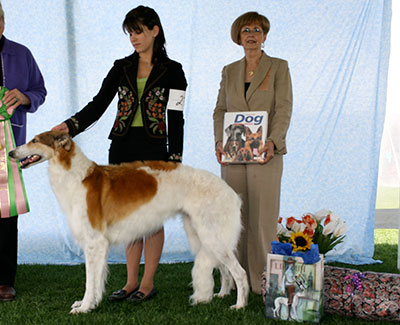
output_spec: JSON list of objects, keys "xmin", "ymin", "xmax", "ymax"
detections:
[
  {"xmin": 328, "ymin": 212, "xmax": 341, "ymax": 223},
  {"xmin": 322, "ymin": 219, "xmax": 338, "ymax": 235},
  {"xmin": 333, "ymin": 220, "xmax": 347, "ymax": 237},
  {"xmin": 314, "ymin": 209, "xmax": 331, "ymax": 221},
  {"xmin": 292, "ymin": 221, "xmax": 306, "ymax": 233},
  {"xmin": 277, "ymin": 223, "xmax": 291, "ymax": 237}
]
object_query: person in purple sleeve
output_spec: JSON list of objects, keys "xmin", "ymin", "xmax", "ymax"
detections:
[{"xmin": 0, "ymin": 2, "xmax": 46, "ymax": 302}]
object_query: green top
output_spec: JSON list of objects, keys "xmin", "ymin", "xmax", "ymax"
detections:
[{"xmin": 131, "ymin": 77, "xmax": 147, "ymax": 127}]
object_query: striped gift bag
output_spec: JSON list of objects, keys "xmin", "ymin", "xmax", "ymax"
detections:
[{"xmin": 0, "ymin": 86, "xmax": 30, "ymax": 218}]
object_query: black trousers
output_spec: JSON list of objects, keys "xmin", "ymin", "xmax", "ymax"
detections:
[
  {"xmin": 0, "ymin": 216, "xmax": 18, "ymax": 287},
  {"xmin": 109, "ymin": 127, "xmax": 167, "ymax": 164}
]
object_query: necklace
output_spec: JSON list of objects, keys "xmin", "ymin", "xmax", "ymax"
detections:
[{"xmin": 246, "ymin": 54, "xmax": 262, "ymax": 77}]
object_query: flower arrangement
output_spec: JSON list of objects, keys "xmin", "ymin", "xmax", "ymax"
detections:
[{"xmin": 277, "ymin": 209, "xmax": 347, "ymax": 255}]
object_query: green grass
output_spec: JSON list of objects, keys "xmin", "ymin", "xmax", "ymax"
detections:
[{"xmin": 0, "ymin": 230, "xmax": 398, "ymax": 324}]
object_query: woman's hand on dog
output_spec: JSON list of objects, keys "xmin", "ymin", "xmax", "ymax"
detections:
[
  {"xmin": 52, "ymin": 122, "xmax": 70, "ymax": 134},
  {"xmin": 215, "ymin": 141, "xmax": 228, "ymax": 166},
  {"xmin": 259, "ymin": 140, "xmax": 274, "ymax": 165}
]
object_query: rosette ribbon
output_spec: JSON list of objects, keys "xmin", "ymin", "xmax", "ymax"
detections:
[
  {"xmin": 271, "ymin": 240, "xmax": 321, "ymax": 264},
  {"xmin": 0, "ymin": 86, "xmax": 30, "ymax": 218}
]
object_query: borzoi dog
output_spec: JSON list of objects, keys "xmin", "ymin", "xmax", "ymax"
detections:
[{"xmin": 9, "ymin": 131, "xmax": 249, "ymax": 314}]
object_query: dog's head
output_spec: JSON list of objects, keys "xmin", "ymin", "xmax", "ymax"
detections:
[
  {"xmin": 9, "ymin": 131, "xmax": 73, "ymax": 169},
  {"xmin": 223, "ymin": 139, "xmax": 243, "ymax": 159},
  {"xmin": 245, "ymin": 126, "xmax": 263, "ymax": 153},
  {"xmin": 235, "ymin": 147, "xmax": 252, "ymax": 162},
  {"xmin": 225, "ymin": 124, "xmax": 246, "ymax": 142}
]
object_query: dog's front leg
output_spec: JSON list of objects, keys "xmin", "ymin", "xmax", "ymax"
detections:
[{"xmin": 70, "ymin": 238, "xmax": 109, "ymax": 314}]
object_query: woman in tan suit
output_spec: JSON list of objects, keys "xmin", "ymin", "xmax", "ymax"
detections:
[{"xmin": 213, "ymin": 11, "xmax": 292, "ymax": 294}]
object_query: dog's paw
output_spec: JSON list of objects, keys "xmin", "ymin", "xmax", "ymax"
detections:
[
  {"xmin": 229, "ymin": 303, "xmax": 245, "ymax": 310},
  {"xmin": 70, "ymin": 306, "xmax": 90, "ymax": 314},
  {"xmin": 189, "ymin": 294, "xmax": 212, "ymax": 306},
  {"xmin": 71, "ymin": 300, "xmax": 82, "ymax": 309},
  {"xmin": 70, "ymin": 302, "xmax": 93, "ymax": 314},
  {"xmin": 69, "ymin": 300, "xmax": 93, "ymax": 314},
  {"xmin": 214, "ymin": 291, "xmax": 230, "ymax": 299}
]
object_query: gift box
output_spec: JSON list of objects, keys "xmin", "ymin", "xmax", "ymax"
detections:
[
  {"xmin": 324, "ymin": 265, "xmax": 400, "ymax": 321},
  {"xmin": 264, "ymin": 253, "xmax": 324, "ymax": 322}
]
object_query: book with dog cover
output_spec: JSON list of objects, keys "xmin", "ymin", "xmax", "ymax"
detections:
[
  {"xmin": 264, "ymin": 253, "xmax": 324, "ymax": 322},
  {"xmin": 222, "ymin": 111, "xmax": 268, "ymax": 164}
]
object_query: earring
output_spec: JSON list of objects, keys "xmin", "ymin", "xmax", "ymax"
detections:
[{"xmin": 261, "ymin": 42, "xmax": 265, "ymax": 49}]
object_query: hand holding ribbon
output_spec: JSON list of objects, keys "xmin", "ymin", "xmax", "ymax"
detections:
[{"xmin": 1, "ymin": 87, "xmax": 30, "ymax": 117}]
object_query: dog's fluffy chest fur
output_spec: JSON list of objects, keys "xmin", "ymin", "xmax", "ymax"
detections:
[{"xmin": 48, "ymin": 148, "xmax": 95, "ymax": 242}]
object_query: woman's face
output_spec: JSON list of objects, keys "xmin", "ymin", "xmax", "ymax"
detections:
[
  {"xmin": 129, "ymin": 24, "xmax": 159, "ymax": 56},
  {"xmin": 239, "ymin": 22, "xmax": 266, "ymax": 51}
]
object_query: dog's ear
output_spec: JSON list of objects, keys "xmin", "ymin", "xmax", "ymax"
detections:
[
  {"xmin": 224, "ymin": 125, "xmax": 232, "ymax": 135},
  {"xmin": 245, "ymin": 127, "xmax": 252, "ymax": 137},
  {"xmin": 55, "ymin": 133, "xmax": 72, "ymax": 151},
  {"xmin": 256, "ymin": 126, "xmax": 263, "ymax": 134}
]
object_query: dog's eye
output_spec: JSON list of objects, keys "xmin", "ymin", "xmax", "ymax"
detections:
[{"xmin": 31, "ymin": 139, "xmax": 37, "ymax": 143}]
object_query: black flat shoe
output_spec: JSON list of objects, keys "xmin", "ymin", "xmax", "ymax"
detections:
[
  {"xmin": 109, "ymin": 285, "xmax": 139, "ymax": 301},
  {"xmin": 126, "ymin": 288, "xmax": 157, "ymax": 303}
]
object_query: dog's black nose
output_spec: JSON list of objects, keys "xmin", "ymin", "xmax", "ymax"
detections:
[{"xmin": 9, "ymin": 150, "xmax": 16, "ymax": 158}]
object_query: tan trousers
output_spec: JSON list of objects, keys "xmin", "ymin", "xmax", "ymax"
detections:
[{"xmin": 221, "ymin": 155, "xmax": 283, "ymax": 294}]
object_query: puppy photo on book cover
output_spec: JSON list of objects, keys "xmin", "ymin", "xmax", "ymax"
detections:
[{"xmin": 222, "ymin": 111, "xmax": 268, "ymax": 163}]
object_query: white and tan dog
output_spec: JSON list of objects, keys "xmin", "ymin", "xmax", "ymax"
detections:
[{"xmin": 9, "ymin": 131, "xmax": 249, "ymax": 314}]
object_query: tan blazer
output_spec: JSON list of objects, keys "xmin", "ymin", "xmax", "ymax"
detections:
[{"xmin": 213, "ymin": 52, "xmax": 293, "ymax": 154}]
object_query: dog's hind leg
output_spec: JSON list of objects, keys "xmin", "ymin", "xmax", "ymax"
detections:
[
  {"xmin": 70, "ymin": 236, "xmax": 109, "ymax": 314},
  {"xmin": 189, "ymin": 248, "xmax": 217, "ymax": 305},
  {"xmin": 183, "ymin": 216, "xmax": 201, "ymax": 255},
  {"xmin": 184, "ymin": 217, "xmax": 218, "ymax": 304},
  {"xmin": 214, "ymin": 264, "xmax": 234, "ymax": 298},
  {"xmin": 212, "ymin": 250, "xmax": 249, "ymax": 310}
]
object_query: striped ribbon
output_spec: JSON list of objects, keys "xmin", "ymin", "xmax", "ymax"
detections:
[{"xmin": 0, "ymin": 86, "xmax": 30, "ymax": 218}]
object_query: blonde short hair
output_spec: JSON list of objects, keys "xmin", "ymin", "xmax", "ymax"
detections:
[{"xmin": 231, "ymin": 11, "xmax": 270, "ymax": 45}]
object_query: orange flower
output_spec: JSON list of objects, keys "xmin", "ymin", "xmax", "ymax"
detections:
[
  {"xmin": 304, "ymin": 227, "xmax": 315, "ymax": 237},
  {"xmin": 286, "ymin": 217, "xmax": 297, "ymax": 229},
  {"xmin": 302, "ymin": 214, "xmax": 317, "ymax": 230},
  {"xmin": 324, "ymin": 214, "xmax": 331, "ymax": 226},
  {"xmin": 278, "ymin": 217, "xmax": 283, "ymax": 224}
]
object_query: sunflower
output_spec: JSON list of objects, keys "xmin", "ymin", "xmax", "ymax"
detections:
[{"xmin": 289, "ymin": 232, "xmax": 313, "ymax": 252}]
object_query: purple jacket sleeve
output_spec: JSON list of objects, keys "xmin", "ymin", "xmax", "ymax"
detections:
[
  {"xmin": 3, "ymin": 37, "xmax": 47, "ymax": 145},
  {"xmin": 20, "ymin": 49, "xmax": 47, "ymax": 113}
]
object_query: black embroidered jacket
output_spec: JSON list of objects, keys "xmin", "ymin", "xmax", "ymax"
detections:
[{"xmin": 65, "ymin": 52, "xmax": 187, "ymax": 161}]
